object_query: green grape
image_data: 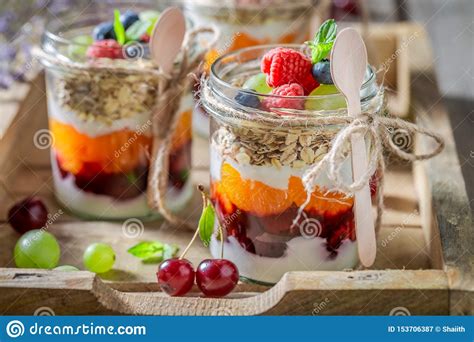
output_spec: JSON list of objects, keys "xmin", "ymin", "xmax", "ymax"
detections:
[
  {"xmin": 305, "ymin": 84, "xmax": 347, "ymax": 110},
  {"xmin": 68, "ymin": 35, "xmax": 93, "ymax": 59},
  {"xmin": 139, "ymin": 10, "xmax": 161, "ymax": 22},
  {"xmin": 14, "ymin": 230, "xmax": 60, "ymax": 269},
  {"xmin": 139, "ymin": 10, "xmax": 161, "ymax": 34},
  {"xmin": 83, "ymin": 243, "xmax": 115, "ymax": 274},
  {"xmin": 54, "ymin": 265, "xmax": 79, "ymax": 272},
  {"xmin": 243, "ymin": 73, "xmax": 272, "ymax": 94}
]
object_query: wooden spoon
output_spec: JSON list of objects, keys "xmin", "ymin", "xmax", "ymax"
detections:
[
  {"xmin": 330, "ymin": 28, "xmax": 376, "ymax": 267},
  {"xmin": 150, "ymin": 7, "xmax": 186, "ymax": 74}
]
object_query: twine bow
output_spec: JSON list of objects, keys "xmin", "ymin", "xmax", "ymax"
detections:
[{"xmin": 294, "ymin": 111, "xmax": 445, "ymax": 234}]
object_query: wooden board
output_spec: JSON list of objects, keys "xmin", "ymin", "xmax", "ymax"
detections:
[{"xmin": 0, "ymin": 24, "xmax": 471, "ymax": 315}]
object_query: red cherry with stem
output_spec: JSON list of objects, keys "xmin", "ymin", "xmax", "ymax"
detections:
[
  {"xmin": 196, "ymin": 259, "xmax": 239, "ymax": 297},
  {"xmin": 157, "ymin": 258, "xmax": 195, "ymax": 296},
  {"xmin": 8, "ymin": 197, "xmax": 49, "ymax": 234}
]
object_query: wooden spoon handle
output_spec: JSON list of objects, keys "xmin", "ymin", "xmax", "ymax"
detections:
[
  {"xmin": 347, "ymin": 96, "xmax": 376, "ymax": 267},
  {"xmin": 350, "ymin": 133, "xmax": 377, "ymax": 267}
]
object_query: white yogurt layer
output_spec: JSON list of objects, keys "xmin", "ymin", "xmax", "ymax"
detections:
[
  {"xmin": 210, "ymin": 235, "xmax": 358, "ymax": 284},
  {"xmin": 210, "ymin": 143, "xmax": 352, "ymax": 192},
  {"xmin": 51, "ymin": 158, "xmax": 193, "ymax": 219},
  {"xmin": 47, "ymin": 95, "xmax": 152, "ymax": 138}
]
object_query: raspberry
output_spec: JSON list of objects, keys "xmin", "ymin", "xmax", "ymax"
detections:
[
  {"xmin": 261, "ymin": 47, "xmax": 318, "ymax": 94},
  {"xmin": 262, "ymin": 83, "xmax": 305, "ymax": 110},
  {"xmin": 86, "ymin": 39, "xmax": 123, "ymax": 59},
  {"xmin": 139, "ymin": 33, "xmax": 150, "ymax": 43}
]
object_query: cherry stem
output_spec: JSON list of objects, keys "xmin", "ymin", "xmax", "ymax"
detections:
[
  {"xmin": 198, "ymin": 184, "xmax": 208, "ymax": 207},
  {"xmin": 179, "ymin": 185, "xmax": 207, "ymax": 260},
  {"xmin": 179, "ymin": 225, "xmax": 199, "ymax": 260},
  {"xmin": 219, "ymin": 224, "xmax": 224, "ymax": 259}
]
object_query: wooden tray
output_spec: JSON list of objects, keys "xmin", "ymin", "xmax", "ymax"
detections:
[{"xmin": 0, "ymin": 26, "xmax": 471, "ymax": 316}]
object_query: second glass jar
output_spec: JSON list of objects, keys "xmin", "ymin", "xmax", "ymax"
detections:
[
  {"xmin": 202, "ymin": 45, "xmax": 383, "ymax": 284},
  {"xmin": 40, "ymin": 4, "xmax": 193, "ymax": 220}
]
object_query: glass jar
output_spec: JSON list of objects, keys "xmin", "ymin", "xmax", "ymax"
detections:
[
  {"xmin": 39, "ymin": 4, "xmax": 194, "ymax": 220},
  {"xmin": 184, "ymin": 0, "xmax": 314, "ymax": 137},
  {"xmin": 202, "ymin": 45, "xmax": 383, "ymax": 284}
]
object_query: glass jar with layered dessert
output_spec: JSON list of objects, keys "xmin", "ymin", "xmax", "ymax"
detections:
[
  {"xmin": 39, "ymin": 4, "xmax": 193, "ymax": 219},
  {"xmin": 183, "ymin": 0, "xmax": 314, "ymax": 137},
  {"xmin": 202, "ymin": 45, "xmax": 383, "ymax": 284}
]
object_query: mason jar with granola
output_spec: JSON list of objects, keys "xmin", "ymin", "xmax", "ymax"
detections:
[
  {"xmin": 184, "ymin": 0, "xmax": 315, "ymax": 137},
  {"xmin": 201, "ymin": 37, "xmax": 385, "ymax": 284},
  {"xmin": 38, "ymin": 4, "xmax": 201, "ymax": 220}
]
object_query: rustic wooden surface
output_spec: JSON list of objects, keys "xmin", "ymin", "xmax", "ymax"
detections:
[
  {"xmin": 0, "ymin": 268, "xmax": 448, "ymax": 315},
  {"xmin": 444, "ymin": 97, "xmax": 474, "ymax": 216},
  {"xmin": 0, "ymin": 23, "xmax": 471, "ymax": 315},
  {"xmin": 414, "ymin": 73, "xmax": 474, "ymax": 315}
]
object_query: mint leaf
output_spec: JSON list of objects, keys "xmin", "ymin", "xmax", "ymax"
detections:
[
  {"xmin": 127, "ymin": 241, "xmax": 163, "ymax": 259},
  {"xmin": 199, "ymin": 204, "xmax": 215, "ymax": 247},
  {"xmin": 141, "ymin": 256, "xmax": 163, "ymax": 264},
  {"xmin": 128, "ymin": 241, "xmax": 179, "ymax": 264},
  {"xmin": 113, "ymin": 9, "xmax": 126, "ymax": 45},
  {"xmin": 126, "ymin": 19, "xmax": 153, "ymax": 41},
  {"xmin": 163, "ymin": 244, "xmax": 179, "ymax": 260},
  {"xmin": 306, "ymin": 19, "xmax": 337, "ymax": 64}
]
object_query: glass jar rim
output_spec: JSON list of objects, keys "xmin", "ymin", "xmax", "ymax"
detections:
[
  {"xmin": 43, "ymin": 2, "xmax": 191, "ymax": 50},
  {"xmin": 209, "ymin": 44, "xmax": 378, "ymax": 102},
  {"xmin": 44, "ymin": 2, "xmax": 149, "ymax": 49}
]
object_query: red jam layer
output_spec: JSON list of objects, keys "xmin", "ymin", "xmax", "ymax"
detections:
[
  {"xmin": 211, "ymin": 183, "xmax": 356, "ymax": 259},
  {"xmin": 54, "ymin": 140, "xmax": 191, "ymax": 200}
]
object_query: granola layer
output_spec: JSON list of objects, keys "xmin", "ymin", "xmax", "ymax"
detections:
[{"xmin": 210, "ymin": 125, "xmax": 352, "ymax": 190}]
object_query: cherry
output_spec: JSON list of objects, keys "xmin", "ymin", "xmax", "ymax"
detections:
[
  {"xmin": 8, "ymin": 197, "xmax": 48, "ymax": 234},
  {"xmin": 196, "ymin": 259, "xmax": 239, "ymax": 297},
  {"xmin": 157, "ymin": 258, "xmax": 195, "ymax": 296}
]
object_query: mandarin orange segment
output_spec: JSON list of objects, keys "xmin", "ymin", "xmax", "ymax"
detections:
[
  {"xmin": 170, "ymin": 109, "xmax": 192, "ymax": 152},
  {"xmin": 211, "ymin": 181, "xmax": 234, "ymax": 214},
  {"xmin": 229, "ymin": 32, "xmax": 268, "ymax": 52},
  {"xmin": 277, "ymin": 32, "xmax": 297, "ymax": 44},
  {"xmin": 288, "ymin": 176, "xmax": 353, "ymax": 217},
  {"xmin": 220, "ymin": 163, "xmax": 292, "ymax": 216},
  {"xmin": 204, "ymin": 49, "xmax": 219, "ymax": 73},
  {"xmin": 50, "ymin": 119, "xmax": 152, "ymax": 175}
]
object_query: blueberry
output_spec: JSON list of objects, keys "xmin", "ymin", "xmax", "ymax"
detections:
[
  {"xmin": 92, "ymin": 22, "xmax": 115, "ymax": 40},
  {"xmin": 120, "ymin": 10, "xmax": 139, "ymax": 29},
  {"xmin": 312, "ymin": 59, "xmax": 333, "ymax": 85},
  {"xmin": 235, "ymin": 91, "xmax": 260, "ymax": 109}
]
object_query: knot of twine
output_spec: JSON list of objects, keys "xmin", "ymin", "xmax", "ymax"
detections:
[{"xmin": 293, "ymin": 111, "xmax": 445, "ymax": 233}]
